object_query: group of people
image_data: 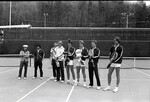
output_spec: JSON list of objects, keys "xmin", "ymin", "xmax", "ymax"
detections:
[{"xmin": 17, "ymin": 36, "xmax": 123, "ymax": 93}]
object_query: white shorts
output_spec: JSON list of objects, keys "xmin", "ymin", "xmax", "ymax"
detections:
[
  {"xmin": 111, "ymin": 63, "xmax": 121, "ymax": 68},
  {"xmin": 68, "ymin": 60, "xmax": 74, "ymax": 66},
  {"xmin": 76, "ymin": 59, "xmax": 85, "ymax": 67}
]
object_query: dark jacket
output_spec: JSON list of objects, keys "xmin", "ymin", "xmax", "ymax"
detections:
[
  {"xmin": 89, "ymin": 47, "xmax": 100, "ymax": 63},
  {"xmin": 81, "ymin": 47, "xmax": 88, "ymax": 61},
  {"xmin": 34, "ymin": 49, "xmax": 45, "ymax": 62},
  {"xmin": 65, "ymin": 46, "xmax": 76, "ymax": 60},
  {"xmin": 109, "ymin": 45, "xmax": 123, "ymax": 64}
]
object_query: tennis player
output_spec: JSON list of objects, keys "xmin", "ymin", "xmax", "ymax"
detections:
[
  {"xmin": 33, "ymin": 45, "xmax": 45, "ymax": 80},
  {"xmin": 103, "ymin": 36, "xmax": 123, "ymax": 93},
  {"xmin": 50, "ymin": 42, "xmax": 58, "ymax": 80},
  {"xmin": 87, "ymin": 40, "xmax": 101, "ymax": 90},
  {"xmin": 65, "ymin": 39, "xmax": 76, "ymax": 84},
  {"xmin": 75, "ymin": 40, "xmax": 88, "ymax": 87},
  {"xmin": 54, "ymin": 40, "xmax": 65, "ymax": 82},
  {"xmin": 18, "ymin": 45, "xmax": 30, "ymax": 80}
]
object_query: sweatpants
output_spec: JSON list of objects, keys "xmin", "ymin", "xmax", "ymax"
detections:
[
  {"xmin": 56, "ymin": 61, "xmax": 65, "ymax": 81},
  {"xmin": 18, "ymin": 61, "xmax": 28, "ymax": 77},
  {"xmin": 88, "ymin": 61, "xmax": 101, "ymax": 86},
  {"xmin": 34, "ymin": 60, "xmax": 43, "ymax": 77}
]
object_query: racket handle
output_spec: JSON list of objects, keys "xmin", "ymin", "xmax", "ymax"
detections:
[{"xmin": 107, "ymin": 63, "xmax": 111, "ymax": 68}]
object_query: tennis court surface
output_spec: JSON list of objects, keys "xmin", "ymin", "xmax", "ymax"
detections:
[{"xmin": 0, "ymin": 57, "xmax": 149, "ymax": 102}]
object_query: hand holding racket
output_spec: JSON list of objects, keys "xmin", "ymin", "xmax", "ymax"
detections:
[{"xmin": 107, "ymin": 52, "xmax": 117, "ymax": 68}]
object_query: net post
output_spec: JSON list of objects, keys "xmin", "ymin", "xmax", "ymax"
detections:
[
  {"xmin": 30, "ymin": 55, "xmax": 31, "ymax": 67},
  {"xmin": 133, "ymin": 57, "xmax": 136, "ymax": 68}
]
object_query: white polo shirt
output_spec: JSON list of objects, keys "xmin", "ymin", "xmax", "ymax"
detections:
[{"xmin": 54, "ymin": 46, "xmax": 65, "ymax": 61}]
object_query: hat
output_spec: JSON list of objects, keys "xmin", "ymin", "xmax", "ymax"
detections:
[
  {"xmin": 68, "ymin": 39, "xmax": 73, "ymax": 44},
  {"xmin": 58, "ymin": 40, "xmax": 63, "ymax": 44},
  {"xmin": 91, "ymin": 40, "xmax": 97, "ymax": 44},
  {"xmin": 79, "ymin": 40, "xmax": 84, "ymax": 44},
  {"xmin": 114, "ymin": 36, "xmax": 121, "ymax": 43},
  {"xmin": 23, "ymin": 45, "xmax": 28, "ymax": 48},
  {"xmin": 54, "ymin": 42, "xmax": 58, "ymax": 46}
]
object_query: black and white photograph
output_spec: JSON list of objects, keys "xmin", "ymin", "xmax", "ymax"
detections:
[{"xmin": 0, "ymin": 1, "xmax": 149, "ymax": 102}]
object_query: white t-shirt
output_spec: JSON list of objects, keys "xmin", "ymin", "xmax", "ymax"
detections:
[{"xmin": 54, "ymin": 46, "xmax": 65, "ymax": 61}]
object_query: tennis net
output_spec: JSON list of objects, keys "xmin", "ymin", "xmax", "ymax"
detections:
[
  {"xmin": 0, "ymin": 54, "xmax": 32, "ymax": 67},
  {"xmin": 99, "ymin": 56, "xmax": 150, "ymax": 69}
]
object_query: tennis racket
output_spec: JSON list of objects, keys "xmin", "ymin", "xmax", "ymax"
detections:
[{"xmin": 107, "ymin": 52, "xmax": 117, "ymax": 68}]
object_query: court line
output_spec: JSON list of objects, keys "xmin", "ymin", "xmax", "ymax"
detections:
[
  {"xmin": 133, "ymin": 69, "xmax": 150, "ymax": 77},
  {"xmin": 16, "ymin": 78, "xmax": 51, "ymax": 102},
  {"xmin": 0, "ymin": 68, "xmax": 17, "ymax": 74},
  {"xmin": 65, "ymin": 85, "xmax": 75, "ymax": 102}
]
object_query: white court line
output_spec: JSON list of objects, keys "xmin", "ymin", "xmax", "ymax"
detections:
[
  {"xmin": 134, "ymin": 69, "xmax": 150, "ymax": 77},
  {"xmin": 16, "ymin": 78, "xmax": 51, "ymax": 102},
  {"xmin": 65, "ymin": 85, "xmax": 75, "ymax": 102},
  {"xmin": 0, "ymin": 68, "xmax": 17, "ymax": 74}
]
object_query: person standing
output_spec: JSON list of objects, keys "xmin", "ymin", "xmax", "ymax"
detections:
[
  {"xmin": 103, "ymin": 36, "xmax": 123, "ymax": 93},
  {"xmin": 18, "ymin": 45, "xmax": 30, "ymax": 80},
  {"xmin": 75, "ymin": 40, "xmax": 88, "ymax": 87},
  {"xmin": 33, "ymin": 45, "xmax": 45, "ymax": 80},
  {"xmin": 54, "ymin": 41, "xmax": 65, "ymax": 82},
  {"xmin": 65, "ymin": 39, "xmax": 76, "ymax": 84},
  {"xmin": 87, "ymin": 40, "xmax": 101, "ymax": 90},
  {"xmin": 50, "ymin": 42, "xmax": 58, "ymax": 80}
]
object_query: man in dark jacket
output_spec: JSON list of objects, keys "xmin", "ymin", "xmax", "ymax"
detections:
[
  {"xmin": 33, "ymin": 45, "xmax": 45, "ymax": 80},
  {"xmin": 87, "ymin": 40, "xmax": 101, "ymax": 90}
]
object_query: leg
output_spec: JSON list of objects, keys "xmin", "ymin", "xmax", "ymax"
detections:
[
  {"xmin": 76, "ymin": 66, "xmax": 81, "ymax": 82},
  {"xmin": 108, "ymin": 67, "xmax": 115, "ymax": 86},
  {"xmin": 116, "ymin": 67, "xmax": 120, "ymax": 87},
  {"xmin": 18, "ymin": 61, "xmax": 24, "ymax": 77},
  {"xmin": 66, "ymin": 65, "xmax": 70, "ymax": 80},
  {"xmin": 60, "ymin": 61, "xmax": 65, "ymax": 81},
  {"xmin": 70, "ymin": 65, "xmax": 75, "ymax": 80},
  {"xmin": 56, "ymin": 65, "xmax": 60, "ymax": 81},
  {"xmin": 81, "ymin": 66, "xmax": 86, "ymax": 82},
  {"xmin": 39, "ymin": 61, "xmax": 43, "ymax": 77},
  {"xmin": 94, "ymin": 63, "xmax": 101, "ymax": 86},
  {"xmin": 24, "ymin": 61, "xmax": 28, "ymax": 77},
  {"xmin": 34, "ymin": 61, "xmax": 38, "ymax": 77},
  {"xmin": 52, "ymin": 59, "xmax": 57, "ymax": 77},
  {"xmin": 88, "ymin": 62, "xmax": 94, "ymax": 86}
]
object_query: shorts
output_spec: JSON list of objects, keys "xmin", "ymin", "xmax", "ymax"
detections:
[
  {"xmin": 111, "ymin": 63, "xmax": 121, "ymax": 68},
  {"xmin": 76, "ymin": 58, "xmax": 85, "ymax": 67},
  {"xmin": 68, "ymin": 60, "xmax": 74, "ymax": 66}
]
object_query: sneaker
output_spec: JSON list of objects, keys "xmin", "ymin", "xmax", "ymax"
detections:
[
  {"xmin": 24, "ymin": 77, "xmax": 27, "ymax": 80},
  {"xmin": 32, "ymin": 77, "xmax": 36, "ymax": 79},
  {"xmin": 103, "ymin": 86, "xmax": 111, "ymax": 91},
  {"xmin": 66, "ymin": 80, "xmax": 70, "ymax": 84},
  {"xmin": 87, "ymin": 85, "xmax": 93, "ymax": 89},
  {"xmin": 113, "ymin": 87, "xmax": 119, "ymax": 93},
  {"xmin": 97, "ymin": 86, "xmax": 101, "ymax": 90},
  {"xmin": 50, "ymin": 76, "xmax": 55, "ymax": 80},
  {"xmin": 83, "ymin": 82, "xmax": 86, "ymax": 87},
  {"xmin": 75, "ymin": 81, "xmax": 79, "ymax": 86},
  {"xmin": 18, "ymin": 77, "xmax": 21, "ymax": 80},
  {"xmin": 54, "ymin": 79, "xmax": 57, "ymax": 82},
  {"xmin": 61, "ymin": 80, "xmax": 64, "ymax": 83},
  {"xmin": 40, "ymin": 77, "xmax": 43, "ymax": 80}
]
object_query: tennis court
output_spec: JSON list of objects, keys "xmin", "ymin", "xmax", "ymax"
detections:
[{"xmin": 0, "ymin": 57, "xmax": 149, "ymax": 102}]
